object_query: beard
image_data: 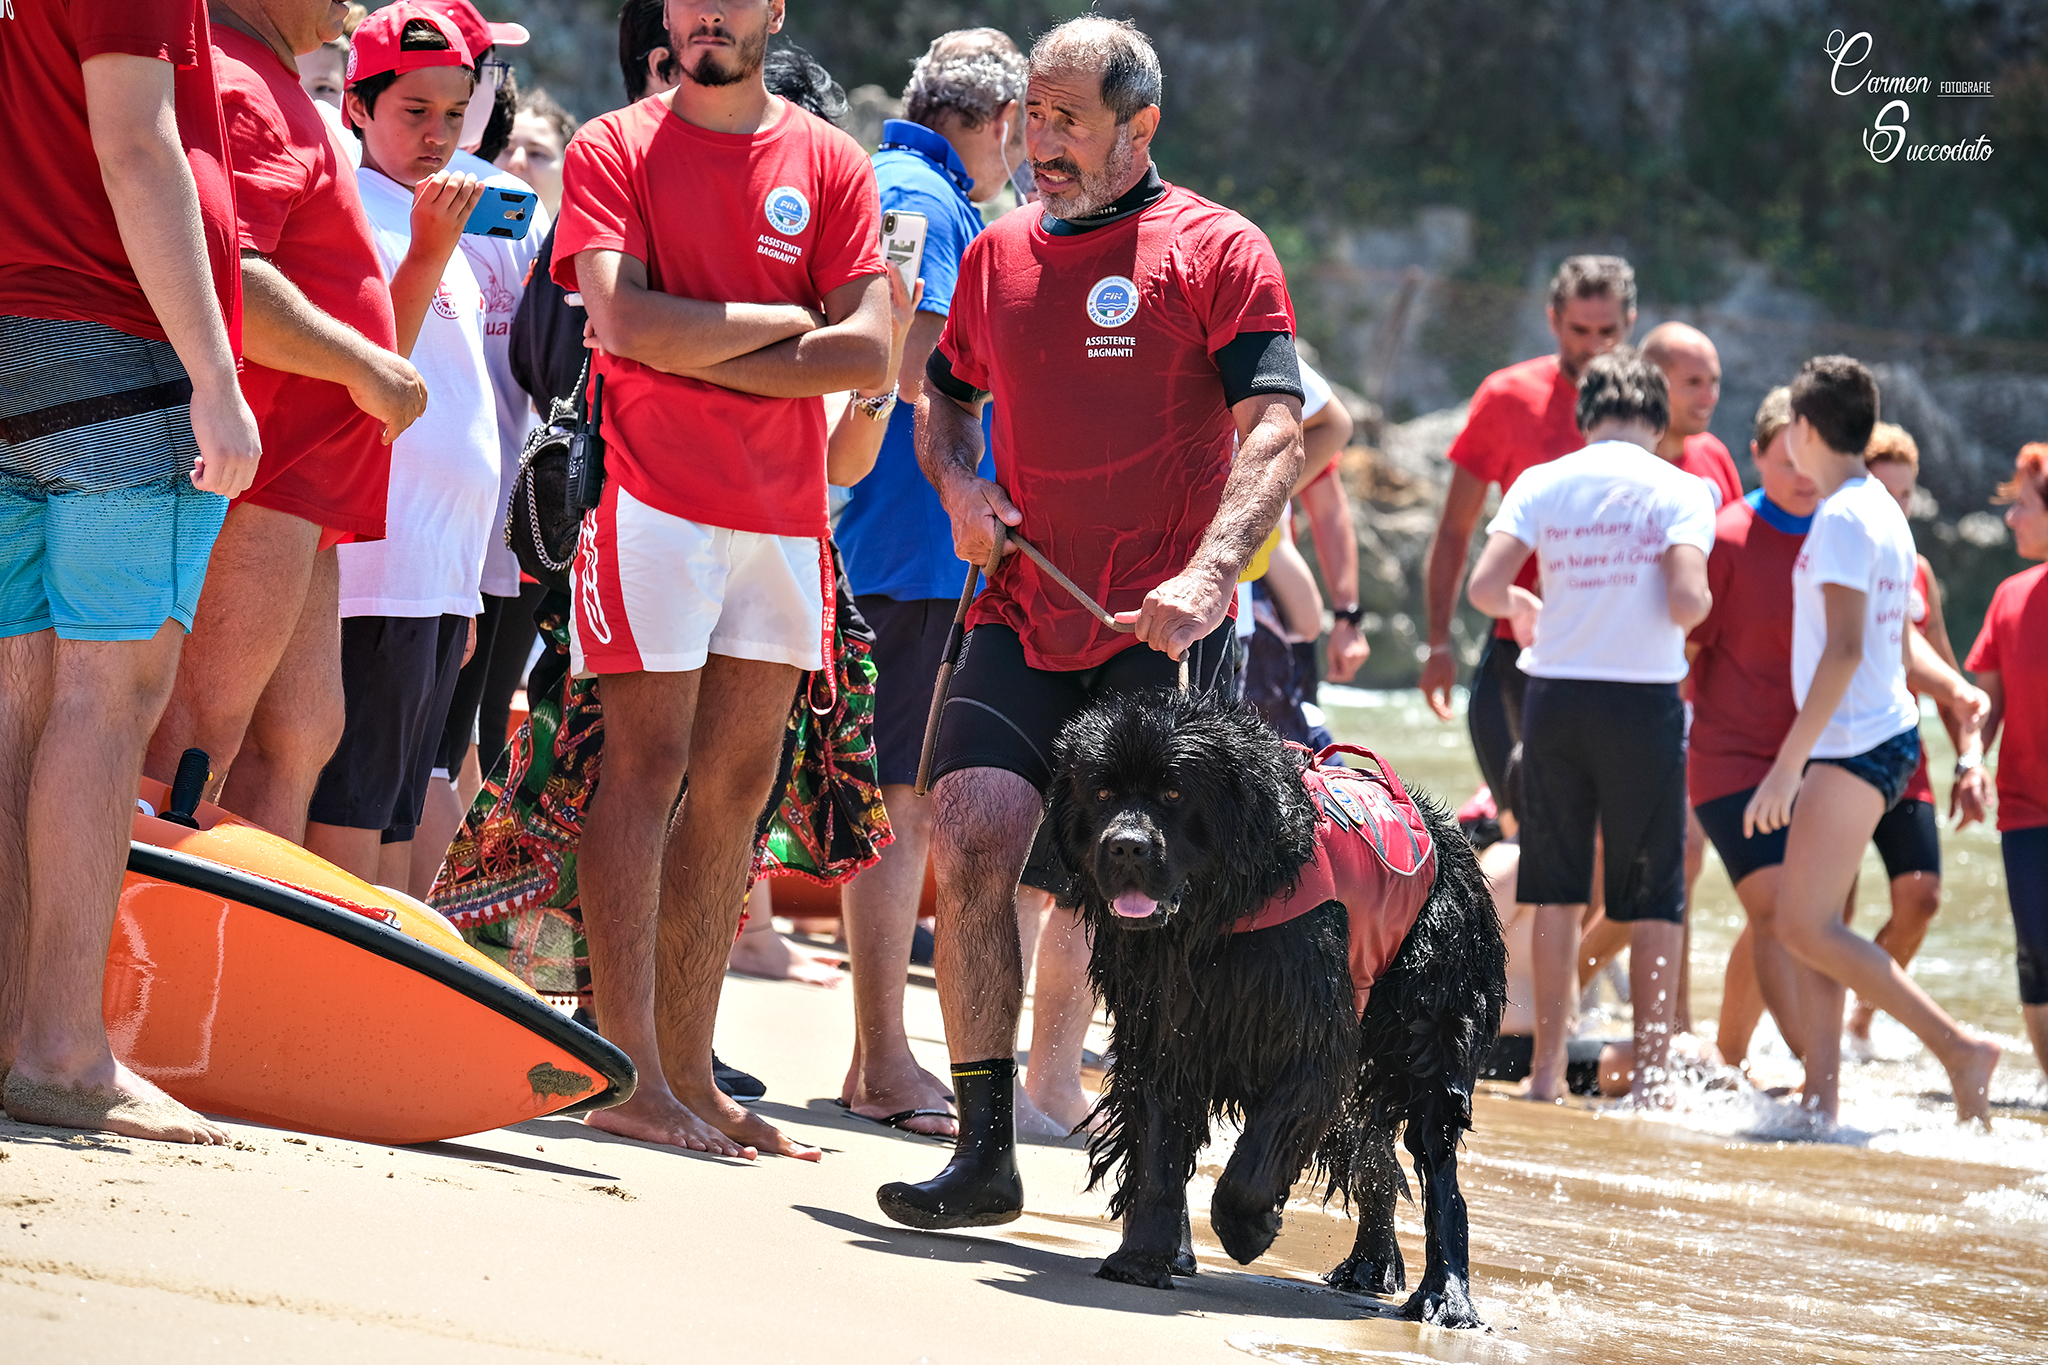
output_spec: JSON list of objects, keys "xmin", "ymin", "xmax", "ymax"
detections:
[
  {"xmin": 673, "ymin": 22, "xmax": 767, "ymax": 89},
  {"xmin": 1036, "ymin": 123, "xmax": 1138, "ymax": 221}
]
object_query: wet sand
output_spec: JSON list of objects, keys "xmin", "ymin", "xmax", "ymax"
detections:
[{"xmin": 6, "ymin": 692, "xmax": 2046, "ymax": 1361}]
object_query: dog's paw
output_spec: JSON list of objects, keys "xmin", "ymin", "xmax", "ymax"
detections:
[
  {"xmin": 1098, "ymin": 1249, "xmax": 1178, "ymax": 1290},
  {"xmin": 1398, "ymin": 1279, "xmax": 1484, "ymax": 1330},
  {"xmin": 1210, "ymin": 1183, "xmax": 1284, "ymax": 1265},
  {"xmin": 1169, "ymin": 1247, "xmax": 1198, "ymax": 1277},
  {"xmin": 1326, "ymin": 1250, "xmax": 1405, "ymax": 1296}
]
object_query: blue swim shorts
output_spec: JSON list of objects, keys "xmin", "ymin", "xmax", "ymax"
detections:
[{"xmin": 0, "ymin": 315, "xmax": 227, "ymax": 641}]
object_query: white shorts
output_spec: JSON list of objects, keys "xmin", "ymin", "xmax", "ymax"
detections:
[{"xmin": 570, "ymin": 483, "xmax": 826, "ymax": 676}]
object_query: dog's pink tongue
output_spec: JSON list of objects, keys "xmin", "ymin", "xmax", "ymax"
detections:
[{"xmin": 1112, "ymin": 892, "xmax": 1159, "ymax": 919}]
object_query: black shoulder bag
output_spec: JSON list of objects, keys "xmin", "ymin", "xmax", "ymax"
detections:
[{"xmin": 505, "ymin": 363, "xmax": 606, "ymax": 593}]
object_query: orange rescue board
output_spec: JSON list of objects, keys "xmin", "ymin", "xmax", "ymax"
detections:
[{"xmin": 110, "ymin": 779, "xmax": 635, "ymax": 1145}]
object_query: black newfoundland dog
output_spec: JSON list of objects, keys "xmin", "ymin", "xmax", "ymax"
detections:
[{"xmin": 1043, "ymin": 688, "xmax": 1507, "ymax": 1328}]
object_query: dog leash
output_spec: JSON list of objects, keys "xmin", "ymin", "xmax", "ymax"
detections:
[{"xmin": 913, "ymin": 525, "xmax": 1192, "ymax": 797}]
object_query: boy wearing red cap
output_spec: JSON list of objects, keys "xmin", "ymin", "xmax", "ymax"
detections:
[
  {"xmin": 302, "ymin": 3, "xmax": 494, "ymax": 888},
  {"xmin": 555, "ymin": 0, "xmax": 892, "ymax": 1159}
]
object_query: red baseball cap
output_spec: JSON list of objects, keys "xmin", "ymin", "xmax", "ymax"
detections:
[
  {"xmin": 344, "ymin": 1, "xmax": 475, "ymax": 85},
  {"xmin": 415, "ymin": 0, "xmax": 531, "ymax": 57}
]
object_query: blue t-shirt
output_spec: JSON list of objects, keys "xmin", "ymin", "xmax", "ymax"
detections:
[{"xmin": 837, "ymin": 120, "xmax": 995, "ymax": 602}]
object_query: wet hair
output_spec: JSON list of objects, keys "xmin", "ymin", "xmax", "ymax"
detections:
[
  {"xmin": 902, "ymin": 29, "xmax": 1026, "ymax": 132},
  {"xmin": 1753, "ymin": 386, "xmax": 1793, "ymax": 453},
  {"xmin": 349, "ymin": 18, "xmax": 471, "ymax": 121},
  {"xmin": 764, "ymin": 42, "xmax": 846, "ymax": 125},
  {"xmin": 618, "ymin": 0, "xmax": 676, "ymax": 103},
  {"xmin": 1997, "ymin": 442, "xmax": 2048, "ymax": 505},
  {"xmin": 1574, "ymin": 346, "xmax": 1669, "ymax": 436},
  {"xmin": 1789, "ymin": 355, "xmax": 1881, "ymax": 456},
  {"xmin": 476, "ymin": 66, "xmax": 519, "ymax": 162},
  {"xmin": 1864, "ymin": 421, "xmax": 1920, "ymax": 467},
  {"xmin": 517, "ymin": 87, "xmax": 578, "ymax": 144},
  {"xmin": 1029, "ymin": 16, "xmax": 1161, "ymax": 123},
  {"xmin": 1548, "ymin": 255, "xmax": 1637, "ymax": 317}
]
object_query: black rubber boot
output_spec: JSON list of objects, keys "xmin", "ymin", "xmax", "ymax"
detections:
[{"xmin": 875, "ymin": 1058, "xmax": 1024, "ymax": 1229}]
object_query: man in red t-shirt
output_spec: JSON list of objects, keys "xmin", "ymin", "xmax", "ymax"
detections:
[
  {"xmin": 877, "ymin": 18, "xmax": 1306, "ymax": 1232},
  {"xmin": 1642, "ymin": 322, "xmax": 1742, "ymax": 509},
  {"xmin": 0, "ymin": 0, "xmax": 261, "ymax": 1145},
  {"xmin": 553, "ymin": 0, "xmax": 891, "ymax": 1162},
  {"xmin": 1420, "ymin": 256, "xmax": 1634, "ymax": 818},
  {"xmin": 145, "ymin": 0, "xmax": 428, "ymax": 845}
]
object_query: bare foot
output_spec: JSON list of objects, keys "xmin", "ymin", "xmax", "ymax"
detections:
[
  {"xmin": 3, "ymin": 1062, "xmax": 228, "ymax": 1145},
  {"xmin": 727, "ymin": 923, "xmax": 845, "ymax": 986},
  {"xmin": 1025, "ymin": 1082, "xmax": 1097, "ymax": 1135},
  {"xmin": 1948, "ymin": 1036, "xmax": 2002, "ymax": 1125},
  {"xmin": 1515, "ymin": 1073, "xmax": 1567, "ymax": 1104},
  {"xmin": 673, "ymin": 1077, "xmax": 822, "ymax": 1160},
  {"xmin": 584, "ymin": 1086, "xmax": 759, "ymax": 1160},
  {"xmin": 1014, "ymin": 1086, "xmax": 1073, "ymax": 1139},
  {"xmin": 841, "ymin": 1055, "xmax": 955, "ymax": 1138}
]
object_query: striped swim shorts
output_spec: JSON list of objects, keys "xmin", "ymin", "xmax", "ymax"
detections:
[{"xmin": 0, "ymin": 315, "xmax": 227, "ymax": 641}]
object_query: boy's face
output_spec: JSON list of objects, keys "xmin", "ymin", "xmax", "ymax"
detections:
[
  {"xmin": 346, "ymin": 67, "xmax": 476, "ymax": 187},
  {"xmin": 1869, "ymin": 460, "xmax": 1916, "ymax": 517},
  {"xmin": 1754, "ymin": 428, "xmax": 1820, "ymax": 516}
]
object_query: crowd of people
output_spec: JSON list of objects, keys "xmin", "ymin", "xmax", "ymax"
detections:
[{"xmin": 0, "ymin": 2, "xmax": 2042, "ymax": 1206}]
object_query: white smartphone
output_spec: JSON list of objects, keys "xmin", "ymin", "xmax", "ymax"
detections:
[{"xmin": 881, "ymin": 210, "xmax": 928, "ymax": 297}]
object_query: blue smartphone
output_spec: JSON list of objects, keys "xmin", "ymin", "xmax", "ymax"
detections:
[{"xmin": 462, "ymin": 186, "xmax": 538, "ymax": 241}]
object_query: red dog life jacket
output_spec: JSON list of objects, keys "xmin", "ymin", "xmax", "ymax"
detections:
[{"xmin": 1229, "ymin": 744, "xmax": 1437, "ymax": 1019}]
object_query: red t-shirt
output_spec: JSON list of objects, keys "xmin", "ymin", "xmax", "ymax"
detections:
[
  {"xmin": 1445, "ymin": 355, "xmax": 1582, "ymax": 637},
  {"xmin": 1687, "ymin": 494, "xmax": 1806, "ymax": 805},
  {"xmin": 1674, "ymin": 432, "xmax": 1743, "ymax": 510},
  {"xmin": 214, "ymin": 28, "xmax": 395, "ymax": 541},
  {"xmin": 553, "ymin": 96, "xmax": 883, "ymax": 537},
  {"xmin": 0, "ymin": 0, "xmax": 239, "ymax": 346},
  {"xmin": 938, "ymin": 183, "xmax": 1296, "ymax": 670},
  {"xmin": 1965, "ymin": 562, "xmax": 2048, "ymax": 831}
]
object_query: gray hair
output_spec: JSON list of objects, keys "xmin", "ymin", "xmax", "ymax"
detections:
[
  {"xmin": 902, "ymin": 28, "xmax": 1026, "ymax": 131},
  {"xmin": 1028, "ymin": 16, "xmax": 1161, "ymax": 123},
  {"xmin": 1575, "ymin": 346, "xmax": 1669, "ymax": 436},
  {"xmin": 1549, "ymin": 254, "xmax": 1637, "ymax": 316}
]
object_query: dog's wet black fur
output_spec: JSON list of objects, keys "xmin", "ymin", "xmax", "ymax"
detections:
[{"xmin": 1044, "ymin": 689, "xmax": 1507, "ymax": 1328}]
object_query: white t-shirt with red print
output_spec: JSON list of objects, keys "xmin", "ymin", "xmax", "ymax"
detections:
[
  {"xmin": 339, "ymin": 166, "xmax": 500, "ymax": 619},
  {"xmin": 1791, "ymin": 474, "xmax": 1921, "ymax": 759},
  {"xmin": 1488, "ymin": 439, "xmax": 1718, "ymax": 684}
]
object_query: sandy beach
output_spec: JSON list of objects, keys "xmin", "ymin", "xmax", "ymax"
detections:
[{"xmin": 9, "ymin": 943, "xmax": 2048, "ymax": 1364}]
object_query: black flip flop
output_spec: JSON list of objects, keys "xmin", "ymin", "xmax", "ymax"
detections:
[{"xmin": 834, "ymin": 1098, "xmax": 956, "ymax": 1135}]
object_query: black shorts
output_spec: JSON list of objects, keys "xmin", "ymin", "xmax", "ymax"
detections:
[
  {"xmin": 308, "ymin": 613, "xmax": 468, "ymax": 843},
  {"xmin": 1871, "ymin": 797, "xmax": 1942, "ymax": 879},
  {"xmin": 1808, "ymin": 726, "xmax": 1921, "ymax": 811},
  {"xmin": 930, "ymin": 618, "xmax": 1241, "ymax": 795},
  {"xmin": 2003, "ymin": 825, "xmax": 2048, "ymax": 1006},
  {"xmin": 1468, "ymin": 634, "xmax": 1527, "ymax": 817},
  {"xmin": 858, "ymin": 595, "xmax": 954, "ymax": 788},
  {"xmin": 1516, "ymin": 677, "xmax": 1687, "ymax": 924},
  {"xmin": 434, "ymin": 593, "xmax": 510, "ymax": 777},
  {"xmin": 1694, "ymin": 786, "xmax": 1789, "ymax": 886}
]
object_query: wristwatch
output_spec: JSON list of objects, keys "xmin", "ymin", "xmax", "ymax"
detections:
[
  {"xmin": 851, "ymin": 387, "xmax": 898, "ymax": 422},
  {"xmin": 1332, "ymin": 605, "xmax": 1364, "ymax": 626},
  {"xmin": 1955, "ymin": 751, "xmax": 1984, "ymax": 776}
]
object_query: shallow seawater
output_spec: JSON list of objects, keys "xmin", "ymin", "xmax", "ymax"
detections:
[{"xmin": 1219, "ymin": 688, "xmax": 2048, "ymax": 1362}]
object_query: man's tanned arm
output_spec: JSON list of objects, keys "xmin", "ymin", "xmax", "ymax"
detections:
[
  {"xmin": 240, "ymin": 253, "xmax": 426, "ymax": 444},
  {"xmin": 1418, "ymin": 465, "xmax": 1492, "ymax": 718},
  {"xmin": 1119, "ymin": 394, "xmax": 1304, "ymax": 658},
  {"xmin": 672, "ymin": 273, "xmax": 893, "ymax": 398},
  {"xmin": 919, "ymin": 384, "xmax": 1019, "ymax": 571},
  {"xmin": 84, "ymin": 53, "xmax": 262, "ymax": 497},
  {"xmin": 576, "ymin": 247, "xmax": 825, "ymax": 373}
]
